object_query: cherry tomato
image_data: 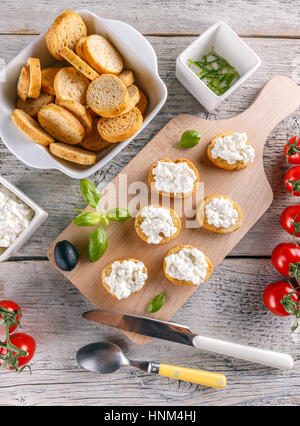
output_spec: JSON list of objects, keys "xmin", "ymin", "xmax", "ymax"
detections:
[
  {"xmin": 263, "ymin": 281, "xmax": 300, "ymax": 316},
  {"xmin": 280, "ymin": 205, "xmax": 300, "ymax": 238},
  {"xmin": 284, "ymin": 136, "xmax": 300, "ymax": 164},
  {"xmin": 0, "ymin": 300, "xmax": 21, "ymax": 335},
  {"xmin": 0, "ymin": 333, "xmax": 36, "ymax": 370},
  {"xmin": 283, "ymin": 166, "xmax": 300, "ymax": 196},
  {"xmin": 271, "ymin": 243, "xmax": 300, "ymax": 276}
]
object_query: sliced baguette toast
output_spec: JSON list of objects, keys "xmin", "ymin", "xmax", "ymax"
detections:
[
  {"xmin": 86, "ymin": 74, "xmax": 129, "ymax": 117},
  {"xmin": 17, "ymin": 66, "xmax": 30, "ymax": 101},
  {"xmin": 46, "ymin": 10, "xmax": 87, "ymax": 60},
  {"xmin": 118, "ymin": 69, "xmax": 135, "ymax": 87},
  {"xmin": 57, "ymin": 99, "xmax": 92, "ymax": 134},
  {"xmin": 54, "ymin": 67, "xmax": 90, "ymax": 105},
  {"xmin": 38, "ymin": 103, "xmax": 85, "ymax": 145},
  {"xmin": 60, "ymin": 46, "xmax": 99, "ymax": 80},
  {"xmin": 26, "ymin": 58, "xmax": 41, "ymax": 99},
  {"xmin": 136, "ymin": 89, "xmax": 148, "ymax": 115},
  {"xmin": 10, "ymin": 109, "xmax": 54, "ymax": 147},
  {"xmin": 76, "ymin": 37, "xmax": 88, "ymax": 59},
  {"xmin": 49, "ymin": 142, "xmax": 96, "ymax": 165},
  {"xmin": 17, "ymin": 93, "xmax": 55, "ymax": 117},
  {"xmin": 97, "ymin": 107, "xmax": 143, "ymax": 143},
  {"xmin": 41, "ymin": 67, "xmax": 62, "ymax": 95},
  {"xmin": 80, "ymin": 120, "xmax": 111, "ymax": 152},
  {"xmin": 83, "ymin": 35, "xmax": 123, "ymax": 75},
  {"xmin": 121, "ymin": 84, "xmax": 140, "ymax": 115}
]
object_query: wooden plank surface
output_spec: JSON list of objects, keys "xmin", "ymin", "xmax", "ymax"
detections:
[
  {"xmin": 0, "ymin": 0, "xmax": 300, "ymax": 406},
  {"xmin": 0, "ymin": 259, "xmax": 299, "ymax": 406}
]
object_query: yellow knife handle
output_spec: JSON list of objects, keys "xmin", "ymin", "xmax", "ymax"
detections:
[{"xmin": 157, "ymin": 363, "xmax": 226, "ymax": 389}]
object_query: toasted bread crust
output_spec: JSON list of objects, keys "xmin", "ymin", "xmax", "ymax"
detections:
[
  {"xmin": 60, "ymin": 46, "xmax": 99, "ymax": 80},
  {"xmin": 118, "ymin": 69, "xmax": 135, "ymax": 87},
  {"xmin": 163, "ymin": 244, "xmax": 213, "ymax": 287},
  {"xmin": 38, "ymin": 103, "xmax": 85, "ymax": 144},
  {"xmin": 207, "ymin": 132, "xmax": 253, "ymax": 171},
  {"xmin": 97, "ymin": 107, "xmax": 143, "ymax": 143},
  {"xmin": 26, "ymin": 58, "xmax": 41, "ymax": 99},
  {"xmin": 76, "ymin": 36, "xmax": 88, "ymax": 59},
  {"xmin": 46, "ymin": 11, "xmax": 87, "ymax": 60},
  {"xmin": 80, "ymin": 119, "xmax": 111, "ymax": 152},
  {"xmin": 136, "ymin": 89, "xmax": 148, "ymax": 115},
  {"xmin": 196, "ymin": 195, "xmax": 243, "ymax": 234},
  {"xmin": 102, "ymin": 258, "xmax": 147, "ymax": 299},
  {"xmin": 11, "ymin": 109, "xmax": 54, "ymax": 147},
  {"xmin": 17, "ymin": 66, "xmax": 30, "ymax": 101},
  {"xmin": 121, "ymin": 84, "xmax": 140, "ymax": 115},
  {"xmin": 148, "ymin": 158, "xmax": 200, "ymax": 199},
  {"xmin": 134, "ymin": 205, "xmax": 181, "ymax": 245},
  {"xmin": 49, "ymin": 142, "xmax": 96, "ymax": 165}
]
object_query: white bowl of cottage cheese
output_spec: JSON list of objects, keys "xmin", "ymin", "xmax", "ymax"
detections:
[{"xmin": 0, "ymin": 176, "xmax": 48, "ymax": 261}]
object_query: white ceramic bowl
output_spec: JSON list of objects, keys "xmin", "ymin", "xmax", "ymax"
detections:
[
  {"xmin": 0, "ymin": 176, "xmax": 48, "ymax": 261},
  {"xmin": 0, "ymin": 10, "xmax": 167, "ymax": 179},
  {"xmin": 176, "ymin": 21, "xmax": 261, "ymax": 112}
]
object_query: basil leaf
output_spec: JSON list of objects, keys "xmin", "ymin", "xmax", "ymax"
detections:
[
  {"xmin": 177, "ymin": 130, "xmax": 201, "ymax": 148},
  {"xmin": 88, "ymin": 226, "xmax": 108, "ymax": 262},
  {"xmin": 106, "ymin": 208, "xmax": 131, "ymax": 222},
  {"xmin": 73, "ymin": 212, "xmax": 100, "ymax": 227},
  {"xmin": 147, "ymin": 294, "xmax": 165, "ymax": 313},
  {"xmin": 80, "ymin": 179, "xmax": 101, "ymax": 208}
]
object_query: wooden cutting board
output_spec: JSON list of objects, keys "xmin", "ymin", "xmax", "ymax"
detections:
[{"xmin": 48, "ymin": 76, "xmax": 300, "ymax": 344}]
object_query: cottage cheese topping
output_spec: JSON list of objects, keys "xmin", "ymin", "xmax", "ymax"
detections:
[
  {"xmin": 205, "ymin": 196, "xmax": 238, "ymax": 229},
  {"xmin": 210, "ymin": 132, "xmax": 255, "ymax": 165},
  {"xmin": 165, "ymin": 247, "xmax": 208, "ymax": 285},
  {"xmin": 140, "ymin": 206, "xmax": 177, "ymax": 244},
  {"xmin": 0, "ymin": 185, "xmax": 34, "ymax": 248},
  {"xmin": 152, "ymin": 161, "xmax": 197, "ymax": 195},
  {"xmin": 105, "ymin": 260, "xmax": 147, "ymax": 300}
]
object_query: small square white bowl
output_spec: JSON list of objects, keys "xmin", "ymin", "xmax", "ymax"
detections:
[
  {"xmin": 176, "ymin": 21, "xmax": 261, "ymax": 112},
  {"xmin": 0, "ymin": 176, "xmax": 48, "ymax": 261},
  {"xmin": 0, "ymin": 10, "xmax": 167, "ymax": 179}
]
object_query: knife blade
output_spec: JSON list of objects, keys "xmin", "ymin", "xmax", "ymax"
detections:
[{"xmin": 83, "ymin": 309, "xmax": 294, "ymax": 370}]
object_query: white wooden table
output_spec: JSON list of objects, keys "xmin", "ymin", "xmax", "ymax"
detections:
[{"xmin": 1, "ymin": 0, "xmax": 300, "ymax": 406}]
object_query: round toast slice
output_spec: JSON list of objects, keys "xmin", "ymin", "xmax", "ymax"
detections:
[
  {"xmin": 102, "ymin": 258, "xmax": 147, "ymax": 300},
  {"xmin": 148, "ymin": 158, "xmax": 199, "ymax": 199},
  {"xmin": 10, "ymin": 109, "xmax": 54, "ymax": 147},
  {"xmin": 97, "ymin": 107, "xmax": 143, "ymax": 143},
  {"xmin": 135, "ymin": 205, "xmax": 181, "ymax": 245},
  {"xmin": 17, "ymin": 66, "xmax": 30, "ymax": 101},
  {"xmin": 46, "ymin": 11, "xmax": 87, "ymax": 60},
  {"xmin": 49, "ymin": 142, "xmax": 96, "ymax": 165},
  {"xmin": 76, "ymin": 37, "xmax": 88, "ymax": 59},
  {"xmin": 136, "ymin": 89, "xmax": 148, "ymax": 115},
  {"xmin": 41, "ymin": 67, "xmax": 62, "ymax": 95},
  {"xmin": 59, "ymin": 46, "xmax": 99, "ymax": 81},
  {"xmin": 17, "ymin": 93, "xmax": 55, "ymax": 117},
  {"xmin": 38, "ymin": 103, "xmax": 85, "ymax": 145},
  {"xmin": 87, "ymin": 74, "xmax": 129, "ymax": 117},
  {"xmin": 118, "ymin": 69, "xmax": 135, "ymax": 87},
  {"xmin": 196, "ymin": 195, "xmax": 243, "ymax": 234},
  {"xmin": 163, "ymin": 244, "xmax": 213, "ymax": 287},
  {"xmin": 54, "ymin": 67, "xmax": 90, "ymax": 105},
  {"xmin": 80, "ymin": 120, "xmax": 111, "ymax": 152},
  {"xmin": 83, "ymin": 34, "xmax": 123, "ymax": 75},
  {"xmin": 121, "ymin": 84, "xmax": 140, "ymax": 115},
  {"xmin": 207, "ymin": 132, "xmax": 254, "ymax": 171},
  {"xmin": 26, "ymin": 58, "xmax": 41, "ymax": 99},
  {"xmin": 57, "ymin": 99, "xmax": 92, "ymax": 134}
]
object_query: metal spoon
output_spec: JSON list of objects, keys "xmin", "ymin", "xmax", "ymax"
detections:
[{"xmin": 76, "ymin": 342, "xmax": 226, "ymax": 388}]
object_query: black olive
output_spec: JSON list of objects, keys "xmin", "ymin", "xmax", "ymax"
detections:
[{"xmin": 54, "ymin": 240, "xmax": 78, "ymax": 271}]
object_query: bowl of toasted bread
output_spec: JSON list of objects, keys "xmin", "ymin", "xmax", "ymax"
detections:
[{"xmin": 0, "ymin": 10, "xmax": 167, "ymax": 179}]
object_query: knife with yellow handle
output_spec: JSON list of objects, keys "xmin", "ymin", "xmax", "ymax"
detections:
[
  {"xmin": 83, "ymin": 308, "xmax": 294, "ymax": 370},
  {"xmin": 150, "ymin": 362, "xmax": 226, "ymax": 388}
]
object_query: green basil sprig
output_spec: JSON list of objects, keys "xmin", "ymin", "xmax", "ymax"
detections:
[
  {"xmin": 72, "ymin": 180, "xmax": 131, "ymax": 262},
  {"xmin": 147, "ymin": 293, "xmax": 165, "ymax": 313},
  {"xmin": 176, "ymin": 130, "xmax": 201, "ymax": 148}
]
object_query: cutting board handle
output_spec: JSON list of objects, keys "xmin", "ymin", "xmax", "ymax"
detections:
[{"xmin": 237, "ymin": 76, "xmax": 300, "ymax": 137}]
